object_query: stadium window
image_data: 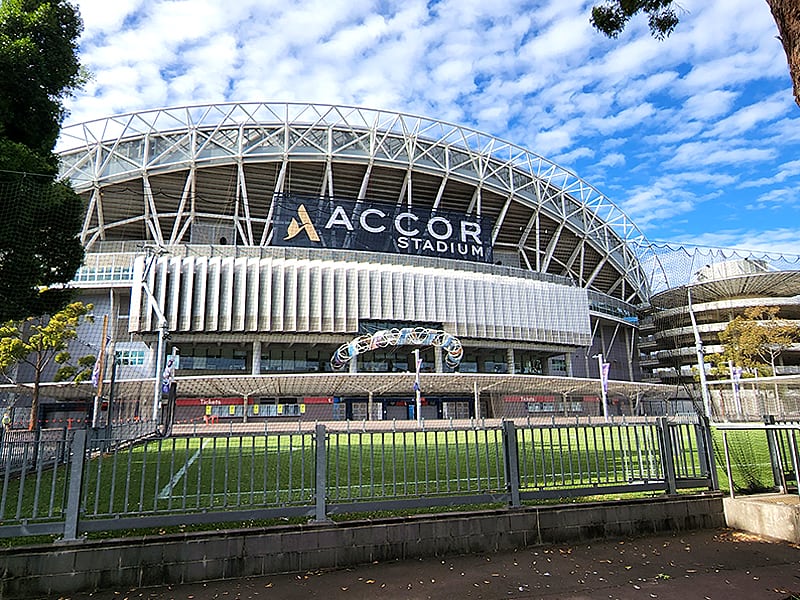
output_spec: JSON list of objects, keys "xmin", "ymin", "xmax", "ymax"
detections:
[{"xmin": 116, "ymin": 349, "xmax": 146, "ymax": 366}]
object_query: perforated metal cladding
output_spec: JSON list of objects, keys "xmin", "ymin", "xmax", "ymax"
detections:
[{"xmin": 130, "ymin": 255, "xmax": 591, "ymax": 346}]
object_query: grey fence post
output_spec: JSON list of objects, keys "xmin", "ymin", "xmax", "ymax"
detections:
[
  {"xmin": 502, "ymin": 420, "xmax": 521, "ymax": 507},
  {"xmin": 763, "ymin": 415, "xmax": 787, "ymax": 493},
  {"xmin": 314, "ymin": 423, "xmax": 328, "ymax": 522},
  {"xmin": 695, "ymin": 416, "xmax": 718, "ymax": 490},
  {"xmin": 62, "ymin": 428, "xmax": 88, "ymax": 541},
  {"xmin": 657, "ymin": 418, "xmax": 677, "ymax": 495}
]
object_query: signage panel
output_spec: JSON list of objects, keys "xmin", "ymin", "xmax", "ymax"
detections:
[{"xmin": 272, "ymin": 195, "xmax": 494, "ymax": 263}]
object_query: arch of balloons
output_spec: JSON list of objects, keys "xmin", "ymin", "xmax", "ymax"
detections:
[{"xmin": 331, "ymin": 327, "xmax": 463, "ymax": 371}]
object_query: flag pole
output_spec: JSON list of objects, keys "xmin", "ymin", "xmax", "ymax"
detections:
[{"xmin": 413, "ymin": 348, "xmax": 421, "ymax": 423}]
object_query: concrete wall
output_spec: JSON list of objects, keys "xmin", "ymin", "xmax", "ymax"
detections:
[
  {"xmin": 724, "ymin": 494, "xmax": 800, "ymax": 544},
  {"xmin": 0, "ymin": 494, "xmax": 724, "ymax": 600}
]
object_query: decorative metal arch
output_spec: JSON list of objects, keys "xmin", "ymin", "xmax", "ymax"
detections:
[{"xmin": 331, "ymin": 327, "xmax": 463, "ymax": 370}]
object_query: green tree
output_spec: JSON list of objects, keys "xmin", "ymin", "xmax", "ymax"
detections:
[
  {"xmin": 718, "ymin": 306, "xmax": 800, "ymax": 376},
  {"xmin": 0, "ymin": 0, "xmax": 86, "ymax": 321},
  {"xmin": 591, "ymin": 1, "xmax": 800, "ymax": 107},
  {"xmin": 0, "ymin": 301, "xmax": 94, "ymax": 430},
  {"xmin": 0, "ymin": 0, "xmax": 85, "ymax": 155}
]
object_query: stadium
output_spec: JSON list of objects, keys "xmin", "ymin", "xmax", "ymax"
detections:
[{"xmin": 42, "ymin": 101, "xmax": 677, "ymax": 425}]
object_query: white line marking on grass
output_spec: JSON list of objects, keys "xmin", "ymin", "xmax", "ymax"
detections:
[{"xmin": 158, "ymin": 439, "xmax": 210, "ymax": 500}]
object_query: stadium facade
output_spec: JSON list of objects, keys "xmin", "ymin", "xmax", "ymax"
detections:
[{"xmin": 54, "ymin": 102, "xmax": 663, "ymax": 423}]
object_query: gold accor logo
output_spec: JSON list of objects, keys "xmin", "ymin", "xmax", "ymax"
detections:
[{"xmin": 284, "ymin": 204, "xmax": 320, "ymax": 242}]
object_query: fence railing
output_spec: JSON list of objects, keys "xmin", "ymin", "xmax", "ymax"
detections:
[{"xmin": 0, "ymin": 417, "xmax": 717, "ymax": 542}]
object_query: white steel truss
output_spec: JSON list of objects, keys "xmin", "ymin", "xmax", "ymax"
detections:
[{"xmin": 58, "ymin": 102, "xmax": 657, "ymax": 303}]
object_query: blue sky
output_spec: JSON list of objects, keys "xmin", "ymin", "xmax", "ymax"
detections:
[{"xmin": 63, "ymin": 0, "xmax": 800, "ymax": 257}]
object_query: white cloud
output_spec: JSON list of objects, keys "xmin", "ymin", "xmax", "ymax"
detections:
[
  {"xmin": 596, "ymin": 152, "xmax": 625, "ymax": 169},
  {"xmin": 665, "ymin": 142, "xmax": 777, "ymax": 169},
  {"xmin": 683, "ymin": 90, "xmax": 739, "ymax": 121}
]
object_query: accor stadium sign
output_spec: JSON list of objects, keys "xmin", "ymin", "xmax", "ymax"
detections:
[{"xmin": 272, "ymin": 195, "xmax": 494, "ymax": 263}]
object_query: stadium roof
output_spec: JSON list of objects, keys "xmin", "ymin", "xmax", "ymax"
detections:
[
  {"xmin": 651, "ymin": 270, "xmax": 800, "ymax": 308},
  {"xmin": 57, "ymin": 102, "xmax": 656, "ymax": 304}
]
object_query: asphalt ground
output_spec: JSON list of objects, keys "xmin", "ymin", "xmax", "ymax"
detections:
[{"xmin": 56, "ymin": 528, "xmax": 800, "ymax": 600}]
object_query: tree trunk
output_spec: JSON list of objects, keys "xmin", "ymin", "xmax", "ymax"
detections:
[
  {"xmin": 766, "ymin": 0, "xmax": 800, "ymax": 107},
  {"xmin": 28, "ymin": 378, "xmax": 40, "ymax": 431},
  {"xmin": 28, "ymin": 355, "xmax": 43, "ymax": 431}
]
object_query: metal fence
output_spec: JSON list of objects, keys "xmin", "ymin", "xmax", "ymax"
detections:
[
  {"xmin": 0, "ymin": 417, "xmax": 717, "ymax": 542},
  {"xmin": 707, "ymin": 374, "xmax": 800, "ymax": 422},
  {"xmin": 715, "ymin": 418, "xmax": 800, "ymax": 497}
]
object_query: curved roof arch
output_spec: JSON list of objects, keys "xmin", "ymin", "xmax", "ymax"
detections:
[{"xmin": 57, "ymin": 101, "xmax": 657, "ymax": 304}]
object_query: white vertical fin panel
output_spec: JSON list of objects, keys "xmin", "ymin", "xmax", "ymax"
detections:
[
  {"xmin": 246, "ymin": 257, "xmax": 260, "ymax": 332},
  {"xmin": 219, "ymin": 257, "xmax": 234, "ymax": 331},
  {"xmin": 284, "ymin": 260, "xmax": 298, "ymax": 332},
  {"xmin": 345, "ymin": 267, "xmax": 358, "ymax": 331},
  {"xmin": 321, "ymin": 263, "xmax": 334, "ymax": 331},
  {"xmin": 367, "ymin": 268, "xmax": 381, "ymax": 320},
  {"xmin": 258, "ymin": 256, "xmax": 272, "ymax": 331},
  {"xmin": 443, "ymin": 277, "xmax": 457, "ymax": 333},
  {"xmin": 296, "ymin": 261, "xmax": 309, "ymax": 332},
  {"xmin": 333, "ymin": 263, "xmax": 348, "ymax": 332},
  {"xmin": 494, "ymin": 282, "xmax": 508, "ymax": 339},
  {"xmin": 167, "ymin": 257, "xmax": 181, "ymax": 331},
  {"xmin": 422, "ymin": 271, "xmax": 435, "ymax": 323},
  {"xmin": 193, "ymin": 258, "xmax": 208, "ymax": 331},
  {"xmin": 179, "ymin": 256, "xmax": 194, "ymax": 331},
  {"xmin": 233, "ymin": 257, "xmax": 248, "ymax": 331},
  {"xmin": 308, "ymin": 260, "xmax": 321, "ymax": 331},
  {"xmin": 357, "ymin": 264, "xmax": 370, "ymax": 319},
  {"xmin": 271, "ymin": 259, "xmax": 285, "ymax": 332},
  {"xmin": 392, "ymin": 270, "xmax": 405, "ymax": 321},
  {"xmin": 206, "ymin": 257, "xmax": 221, "ymax": 331},
  {"xmin": 482, "ymin": 278, "xmax": 496, "ymax": 339},
  {"xmin": 453, "ymin": 277, "xmax": 467, "ymax": 337},
  {"xmin": 380, "ymin": 270, "xmax": 394, "ymax": 321}
]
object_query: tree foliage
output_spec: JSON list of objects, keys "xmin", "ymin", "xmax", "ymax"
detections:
[
  {"xmin": 0, "ymin": 0, "xmax": 87, "ymax": 321},
  {"xmin": 0, "ymin": 0, "xmax": 86, "ymax": 155},
  {"xmin": 0, "ymin": 301, "xmax": 94, "ymax": 430},
  {"xmin": 590, "ymin": 0, "xmax": 679, "ymax": 40},
  {"xmin": 591, "ymin": 1, "xmax": 800, "ymax": 107},
  {"xmin": 717, "ymin": 306, "xmax": 800, "ymax": 376}
]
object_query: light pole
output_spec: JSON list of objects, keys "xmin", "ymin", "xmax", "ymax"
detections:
[
  {"xmin": 593, "ymin": 353, "xmax": 609, "ymax": 421},
  {"xmin": 140, "ymin": 246, "xmax": 170, "ymax": 423},
  {"xmin": 686, "ymin": 285, "xmax": 712, "ymax": 418}
]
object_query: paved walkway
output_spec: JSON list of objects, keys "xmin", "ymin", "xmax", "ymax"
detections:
[{"xmin": 59, "ymin": 528, "xmax": 800, "ymax": 600}]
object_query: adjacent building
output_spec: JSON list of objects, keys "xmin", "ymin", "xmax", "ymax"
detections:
[{"xmin": 640, "ymin": 258, "xmax": 800, "ymax": 385}]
